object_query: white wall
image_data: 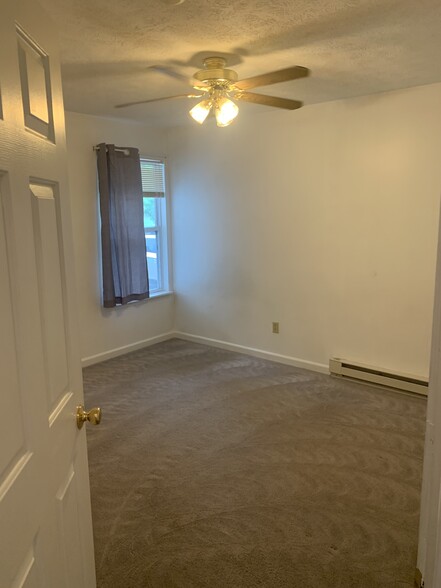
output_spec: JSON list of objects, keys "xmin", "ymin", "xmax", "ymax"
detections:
[
  {"xmin": 65, "ymin": 112, "xmax": 174, "ymax": 363},
  {"xmin": 168, "ymin": 83, "xmax": 441, "ymax": 378}
]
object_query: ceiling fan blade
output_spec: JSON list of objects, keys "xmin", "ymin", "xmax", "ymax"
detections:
[
  {"xmin": 235, "ymin": 66, "xmax": 309, "ymax": 91},
  {"xmin": 236, "ymin": 92, "xmax": 303, "ymax": 110},
  {"xmin": 115, "ymin": 94, "xmax": 202, "ymax": 109}
]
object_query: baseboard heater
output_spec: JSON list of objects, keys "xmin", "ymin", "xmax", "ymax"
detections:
[{"xmin": 329, "ymin": 358, "xmax": 428, "ymax": 396}]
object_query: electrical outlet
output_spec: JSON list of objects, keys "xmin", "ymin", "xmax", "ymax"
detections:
[{"xmin": 272, "ymin": 322, "xmax": 279, "ymax": 334}]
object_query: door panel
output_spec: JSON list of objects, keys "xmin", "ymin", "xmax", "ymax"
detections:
[
  {"xmin": 30, "ymin": 181, "xmax": 70, "ymax": 413},
  {"xmin": 0, "ymin": 1, "xmax": 96, "ymax": 586},
  {"xmin": 17, "ymin": 24, "xmax": 54, "ymax": 140},
  {"xmin": 56, "ymin": 464, "xmax": 88, "ymax": 588},
  {"xmin": 0, "ymin": 176, "xmax": 26, "ymax": 481},
  {"xmin": 11, "ymin": 546, "xmax": 41, "ymax": 588}
]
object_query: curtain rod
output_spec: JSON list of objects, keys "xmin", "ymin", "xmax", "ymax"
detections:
[
  {"xmin": 93, "ymin": 145, "xmax": 131, "ymax": 153},
  {"xmin": 93, "ymin": 146, "xmax": 166, "ymax": 162}
]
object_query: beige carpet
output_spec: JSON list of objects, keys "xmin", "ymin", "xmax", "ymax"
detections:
[{"xmin": 83, "ymin": 338, "xmax": 426, "ymax": 588}]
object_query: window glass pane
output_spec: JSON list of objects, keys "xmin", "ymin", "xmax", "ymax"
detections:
[
  {"xmin": 143, "ymin": 197, "xmax": 157, "ymax": 228},
  {"xmin": 145, "ymin": 230, "xmax": 160, "ymax": 291}
]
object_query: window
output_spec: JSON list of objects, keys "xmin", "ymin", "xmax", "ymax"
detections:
[{"xmin": 140, "ymin": 158, "xmax": 170, "ymax": 295}]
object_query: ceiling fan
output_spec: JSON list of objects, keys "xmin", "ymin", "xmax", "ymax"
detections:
[{"xmin": 115, "ymin": 57, "xmax": 310, "ymax": 127}]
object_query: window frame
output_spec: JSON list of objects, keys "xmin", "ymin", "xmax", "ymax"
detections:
[{"xmin": 140, "ymin": 156, "xmax": 171, "ymax": 297}]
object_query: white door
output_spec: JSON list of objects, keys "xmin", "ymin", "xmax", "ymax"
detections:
[{"xmin": 0, "ymin": 1, "xmax": 96, "ymax": 586}]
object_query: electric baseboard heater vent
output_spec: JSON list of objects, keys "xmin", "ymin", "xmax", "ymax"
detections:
[{"xmin": 329, "ymin": 358, "xmax": 428, "ymax": 396}]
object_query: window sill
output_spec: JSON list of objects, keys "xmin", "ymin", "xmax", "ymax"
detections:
[{"xmin": 149, "ymin": 290, "xmax": 174, "ymax": 300}]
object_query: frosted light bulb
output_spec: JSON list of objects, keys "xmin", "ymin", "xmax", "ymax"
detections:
[
  {"xmin": 189, "ymin": 100, "xmax": 211, "ymax": 124},
  {"xmin": 215, "ymin": 97, "xmax": 239, "ymax": 127}
]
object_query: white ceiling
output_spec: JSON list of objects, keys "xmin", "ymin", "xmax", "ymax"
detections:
[{"xmin": 39, "ymin": 0, "xmax": 441, "ymax": 127}]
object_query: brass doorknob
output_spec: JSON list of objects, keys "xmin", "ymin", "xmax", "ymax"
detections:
[{"xmin": 76, "ymin": 405, "xmax": 101, "ymax": 429}]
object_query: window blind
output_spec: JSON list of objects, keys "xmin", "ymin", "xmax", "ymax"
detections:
[{"xmin": 140, "ymin": 159, "xmax": 165, "ymax": 197}]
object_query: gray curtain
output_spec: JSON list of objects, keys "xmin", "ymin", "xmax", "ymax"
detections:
[{"xmin": 97, "ymin": 143, "xmax": 149, "ymax": 308}]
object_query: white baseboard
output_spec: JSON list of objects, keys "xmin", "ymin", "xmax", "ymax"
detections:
[
  {"xmin": 174, "ymin": 331, "xmax": 329, "ymax": 374},
  {"xmin": 81, "ymin": 330, "xmax": 329, "ymax": 373},
  {"xmin": 81, "ymin": 331, "xmax": 175, "ymax": 367}
]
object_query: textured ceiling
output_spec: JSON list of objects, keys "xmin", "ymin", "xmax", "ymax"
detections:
[{"xmin": 39, "ymin": 0, "xmax": 441, "ymax": 127}]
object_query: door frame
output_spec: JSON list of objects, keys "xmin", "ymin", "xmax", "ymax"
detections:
[{"xmin": 417, "ymin": 200, "xmax": 441, "ymax": 588}]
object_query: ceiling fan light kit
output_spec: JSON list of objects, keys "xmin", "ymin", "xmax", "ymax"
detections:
[
  {"xmin": 189, "ymin": 88, "xmax": 239, "ymax": 127},
  {"xmin": 116, "ymin": 56, "xmax": 309, "ymax": 128}
]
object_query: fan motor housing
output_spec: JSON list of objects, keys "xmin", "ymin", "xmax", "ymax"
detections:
[{"xmin": 193, "ymin": 56, "xmax": 238, "ymax": 85}]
